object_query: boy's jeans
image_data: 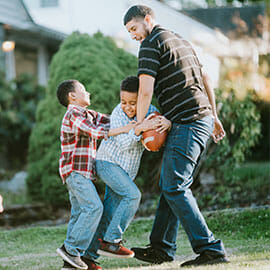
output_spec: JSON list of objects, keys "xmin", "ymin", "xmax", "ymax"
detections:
[
  {"xmin": 150, "ymin": 115, "xmax": 226, "ymax": 258},
  {"xmin": 84, "ymin": 160, "xmax": 141, "ymax": 259},
  {"xmin": 64, "ymin": 172, "xmax": 103, "ymax": 256}
]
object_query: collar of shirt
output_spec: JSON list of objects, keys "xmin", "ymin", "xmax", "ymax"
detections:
[
  {"xmin": 141, "ymin": 24, "xmax": 163, "ymax": 45},
  {"xmin": 67, "ymin": 104, "xmax": 87, "ymax": 113}
]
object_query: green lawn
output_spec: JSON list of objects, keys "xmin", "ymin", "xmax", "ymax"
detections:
[{"xmin": 0, "ymin": 207, "xmax": 269, "ymax": 269}]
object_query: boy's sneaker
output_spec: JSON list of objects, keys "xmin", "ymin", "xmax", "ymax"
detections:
[
  {"xmin": 97, "ymin": 240, "xmax": 134, "ymax": 258},
  {"xmin": 180, "ymin": 251, "xmax": 229, "ymax": 267},
  {"xmin": 82, "ymin": 257, "xmax": 102, "ymax": 270},
  {"xmin": 61, "ymin": 257, "xmax": 102, "ymax": 270},
  {"xmin": 56, "ymin": 245, "xmax": 88, "ymax": 270},
  {"xmin": 131, "ymin": 245, "xmax": 173, "ymax": 264},
  {"xmin": 61, "ymin": 260, "xmax": 76, "ymax": 270}
]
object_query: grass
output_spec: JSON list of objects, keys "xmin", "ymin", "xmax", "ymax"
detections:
[{"xmin": 0, "ymin": 207, "xmax": 269, "ymax": 270}]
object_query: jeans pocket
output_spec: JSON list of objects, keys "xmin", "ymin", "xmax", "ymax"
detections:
[{"xmin": 66, "ymin": 172, "xmax": 86, "ymax": 193}]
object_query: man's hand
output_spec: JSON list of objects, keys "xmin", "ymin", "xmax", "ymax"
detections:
[
  {"xmin": 156, "ymin": 116, "xmax": 171, "ymax": 133},
  {"xmin": 139, "ymin": 116, "xmax": 159, "ymax": 132},
  {"xmin": 212, "ymin": 117, "xmax": 226, "ymax": 143}
]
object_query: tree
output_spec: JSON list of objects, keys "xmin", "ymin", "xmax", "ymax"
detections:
[{"xmin": 26, "ymin": 32, "xmax": 138, "ymax": 206}]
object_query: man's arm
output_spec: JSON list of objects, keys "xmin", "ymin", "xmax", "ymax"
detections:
[
  {"xmin": 137, "ymin": 75, "xmax": 155, "ymax": 122},
  {"xmin": 202, "ymin": 72, "xmax": 226, "ymax": 143}
]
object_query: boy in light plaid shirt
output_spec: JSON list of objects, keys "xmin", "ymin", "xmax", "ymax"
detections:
[
  {"xmin": 82, "ymin": 76, "xmax": 170, "ymax": 263},
  {"xmin": 56, "ymin": 79, "xmax": 135, "ymax": 270}
]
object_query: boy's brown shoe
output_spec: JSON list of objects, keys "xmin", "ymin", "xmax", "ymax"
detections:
[
  {"xmin": 97, "ymin": 239, "xmax": 134, "ymax": 258},
  {"xmin": 82, "ymin": 257, "xmax": 102, "ymax": 270},
  {"xmin": 61, "ymin": 260, "xmax": 76, "ymax": 270},
  {"xmin": 61, "ymin": 258, "xmax": 102, "ymax": 270},
  {"xmin": 56, "ymin": 245, "xmax": 87, "ymax": 270}
]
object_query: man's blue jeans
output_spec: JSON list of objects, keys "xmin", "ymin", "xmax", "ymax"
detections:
[
  {"xmin": 64, "ymin": 172, "xmax": 103, "ymax": 256},
  {"xmin": 150, "ymin": 115, "xmax": 226, "ymax": 258},
  {"xmin": 85, "ymin": 160, "xmax": 141, "ymax": 259}
]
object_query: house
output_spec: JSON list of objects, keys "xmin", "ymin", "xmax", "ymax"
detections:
[
  {"xmin": 23, "ymin": 0, "xmax": 227, "ymax": 87},
  {"xmin": 0, "ymin": 0, "xmax": 66, "ymax": 85},
  {"xmin": 182, "ymin": 3, "xmax": 270, "ymax": 99},
  {"xmin": 182, "ymin": 3, "xmax": 269, "ymax": 58}
]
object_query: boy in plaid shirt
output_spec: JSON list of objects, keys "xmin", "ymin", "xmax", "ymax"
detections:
[{"xmin": 56, "ymin": 79, "xmax": 135, "ymax": 270}]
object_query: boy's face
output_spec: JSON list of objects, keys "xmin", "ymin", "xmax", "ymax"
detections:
[
  {"xmin": 125, "ymin": 17, "xmax": 151, "ymax": 43},
  {"xmin": 120, "ymin": 90, "xmax": 137, "ymax": 118},
  {"xmin": 69, "ymin": 82, "xmax": 90, "ymax": 107}
]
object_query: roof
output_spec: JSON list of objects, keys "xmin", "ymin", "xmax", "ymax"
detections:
[
  {"xmin": 0, "ymin": 0, "xmax": 66, "ymax": 46},
  {"xmin": 182, "ymin": 3, "xmax": 267, "ymax": 39}
]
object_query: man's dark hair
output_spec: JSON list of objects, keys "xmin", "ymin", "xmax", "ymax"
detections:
[
  {"xmin": 57, "ymin": 79, "xmax": 78, "ymax": 107},
  {"xmin": 120, "ymin": 76, "xmax": 139, "ymax": 93},
  {"xmin": 123, "ymin": 5, "xmax": 155, "ymax": 25}
]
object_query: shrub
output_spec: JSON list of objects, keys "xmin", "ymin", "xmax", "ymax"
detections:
[
  {"xmin": 0, "ymin": 72, "xmax": 44, "ymax": 169},
  {"xmin": 26, "ymin": 32, "xmax": 138, "ymax": 206},
  {"xmin": 205, "ymin": 89, "xmax": 261, "ymax": 181},
  {"xmin": 249, "ymin": 100, "xmax": 270, "ymax": 161},
  {"xmin": 196, "ymin": 89, "xmax": 262, "ymax": 209}
]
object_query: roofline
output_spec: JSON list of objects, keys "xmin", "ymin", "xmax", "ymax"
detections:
[{"xmin": 20, "ymin": 0, "xmax": 34, "ymax": 23}]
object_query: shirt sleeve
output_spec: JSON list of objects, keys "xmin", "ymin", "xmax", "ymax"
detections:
[
  {"xmin": 138, "ymin": 39, "xmax": 160, "ymax": 78},
  {"xmin": 146, "ymin": 104, "xmax": 159, "ymax": 116},
  {"xmin": 110, "ymin": 106, "xmax": 141, "ymax": 151},
  {"xmin": 70, "ymin": 109, "xmax": 109, "ymax": 140}
]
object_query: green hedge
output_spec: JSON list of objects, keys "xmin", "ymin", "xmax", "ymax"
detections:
[
  {"xmin": 26, "ymin": 32, "xmax": 138, "ymax": 206},
  {"xmin": 0, "ymin": 73, "xmax": 44, "ymax": 169}
]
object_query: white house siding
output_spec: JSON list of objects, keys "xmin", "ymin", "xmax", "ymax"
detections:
[{"xmin": 24, "ymin": 0, "xmax": 223, "ymax": 86}]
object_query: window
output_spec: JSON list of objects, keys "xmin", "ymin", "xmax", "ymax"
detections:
[{"xmin": 40, "ymin": 0, "xmax": 59, "ymax": 8}]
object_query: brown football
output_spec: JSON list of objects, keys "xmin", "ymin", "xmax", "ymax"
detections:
[{"xmin": 142, "ymin": 111, "xmax": 168, "ymax": 152}]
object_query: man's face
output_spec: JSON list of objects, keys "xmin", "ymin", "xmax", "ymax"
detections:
[
  {"xmin": 120, "ymin": 90, "xmax": 138, "ymax": 118},
  {"xmin": 125, "ymin": 18, "xmax": 151, "ymax": 43},
  {"xmin": 72, "ymin": 82, "xmax": 90, "ymax": 107}
]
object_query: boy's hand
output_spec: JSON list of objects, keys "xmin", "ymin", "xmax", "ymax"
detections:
[{"xmin": 155, "ymin": 116, "xmax": 171, "ymax": 133}]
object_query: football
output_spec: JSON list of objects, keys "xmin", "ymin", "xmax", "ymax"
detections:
[{"xmin": 142, "ymin": 111, "xmax": 168, "ymax": 152}]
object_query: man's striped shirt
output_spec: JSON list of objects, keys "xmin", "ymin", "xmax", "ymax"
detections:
[{"xmin": 138, "ymin": 25, "xmax": 212, "ymax": 124}]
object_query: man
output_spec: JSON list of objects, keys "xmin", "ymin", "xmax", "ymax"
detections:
[{"xmin": 123, "ymin": 5, "xmax": 228, "ymax": 267}]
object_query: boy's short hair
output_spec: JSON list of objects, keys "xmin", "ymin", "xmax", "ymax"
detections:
[
  {"xmin": 120, "ymin": 76, "xmax": 139, "ymax": 93},
  {"xmin": 57, "ymin": 79, "xmax": 79, "ymax": 107},
  {"xmin": 123, "ymin": 5, "xmax": 155, "ymax": 25}
]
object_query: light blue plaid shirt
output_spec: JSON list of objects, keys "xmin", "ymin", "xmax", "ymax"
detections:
[{"xmin": 96, "ymin": 104, "xmax": 158, "ymax": 180}]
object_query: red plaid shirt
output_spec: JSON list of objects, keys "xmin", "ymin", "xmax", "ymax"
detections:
[{"xmin": 59, "ymin": 104, "xmax": 110, "ymax": 183}]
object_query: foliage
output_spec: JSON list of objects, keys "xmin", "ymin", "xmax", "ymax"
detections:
[
  {"xmin": 197, "ymin": 161, "xmax": 270, "ymax": 210},
  {"xmin": 195, "ymin": 90, "xmax": 262, "ymax": 209},
  {"xmin": 26, "ymin": 32, "xmax": 138, "ymax": 206},
  {"xmin": 205, "ymin": 89, "xmax": 261, "ymax": 181},
  {"xmin": 0, "ymin": 72, "xmax": 44, "ymax": 168},
  {"xmin": 249, "ymin": 100, "xmax": 270, "ymax": 160},
  {"xmin": 0, "ymin": 189, "xmax": 30, "ymax": 207}
]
